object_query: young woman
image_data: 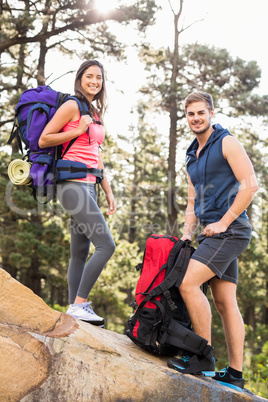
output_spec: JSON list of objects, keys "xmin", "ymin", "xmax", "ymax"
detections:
[{"xmin": 39, "ymin": 60, "xmax": 116, "ymax": 326}]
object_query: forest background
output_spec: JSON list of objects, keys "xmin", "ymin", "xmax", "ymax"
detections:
[{"xmin": 0, "ymin": 0, "xmax": 267, "ymax": 397}]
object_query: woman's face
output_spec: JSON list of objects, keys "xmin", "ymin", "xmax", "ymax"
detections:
[{"xmin": 81, "ymin": 65, "xmax": 103, "ymax": 101}]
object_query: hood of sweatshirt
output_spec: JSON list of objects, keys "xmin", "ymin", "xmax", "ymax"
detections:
[{"xmin": 186, "ymin": 123, "xmax": 230, "ymax": 156}]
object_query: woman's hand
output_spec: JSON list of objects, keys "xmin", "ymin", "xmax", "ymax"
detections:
[
  {"xmin": 77, "ymin": 115, "xmax": 93, "ymax": 135},
  {"xmin": 105, "ymin": 192, "xmax": 117, "ymax": 215},
  {"xmin": 39, "ymin": 100, "xmax": 91, "ymax": 148}
]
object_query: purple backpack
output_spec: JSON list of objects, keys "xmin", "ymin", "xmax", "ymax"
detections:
[{"xmin": 8, "ymin": 86, "xmax": 103, "ymax": 203}]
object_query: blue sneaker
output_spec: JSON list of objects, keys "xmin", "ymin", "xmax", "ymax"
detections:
[
  {"xmin": 213, "ymin": 368, "xmax": 245, "ymax": 392},
  {"xmin": 167, "ymin": 347, "xmax": 215, "ymax": 376}
]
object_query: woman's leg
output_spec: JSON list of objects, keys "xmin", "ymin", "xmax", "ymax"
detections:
[
  {"xmin": 67, "ymin": 216, "xmax": 90, "ymax": 304},
  {"xmin": 57, "ymin": 182, "xmax": 116, "ymax": 303}
]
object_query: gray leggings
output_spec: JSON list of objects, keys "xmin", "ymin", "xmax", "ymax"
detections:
[{"xmin": 57, "ymin": 181, "xmax": 116, "ymax": 304}]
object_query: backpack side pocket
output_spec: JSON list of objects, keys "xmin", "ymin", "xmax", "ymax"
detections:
[{"xmin": 30, "ymin": 153, "xmax": 54, "ymax": 187}]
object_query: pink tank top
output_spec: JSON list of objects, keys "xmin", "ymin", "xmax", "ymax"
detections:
[{"xmin": 61, "ymin": 116, "xmax": 105, "ymax": 182}]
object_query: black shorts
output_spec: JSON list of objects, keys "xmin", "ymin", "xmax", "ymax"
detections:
[{"xmin": 191, "ymin": 222, "xmax": 252, "ymax": 285}]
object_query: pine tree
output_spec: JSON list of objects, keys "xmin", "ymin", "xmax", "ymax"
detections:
[{"xmin": 0, "ymin": 0, "xmax": 157, "ymax": 299}]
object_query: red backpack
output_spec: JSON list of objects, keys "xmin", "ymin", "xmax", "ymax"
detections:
[{"xmin": 126, "ymin": 235, "xmax": 210, "ymax": 357}]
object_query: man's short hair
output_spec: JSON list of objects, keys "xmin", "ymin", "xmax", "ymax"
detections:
[{"xmin": 184, "ymin": 91, "xmax": 214, "ymax": 113}]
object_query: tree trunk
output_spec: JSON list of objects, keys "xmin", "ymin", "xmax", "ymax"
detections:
[
  {"xmin": 167, "ymin": 105, "xmax": 178, "ymax": 235},
  {"xmin": 37, "ymin": 0, "xmax": 50, "ymax": 85},
  {"xmin": 166, "ymin": 7, "xmax": 182, "ymax": 235},
  {"xmin": 37, "ymin": 40, "xmax": 47, "ymax": 85},
  {"xmin": 22, "ymin": 260, "xmax": 42, "ymax": 296},
  {"xmin": 18, "ymin": 214, "xmax": 44, "ymax": 297},
  {"xmin": 265, "ymin": 281, "xmax": 268, "ymax": 325},
  {"xmin": 17, "ymin": 44, "xmax": 26, "ymax": 89},
  {"xmin": 129, "ymin": 152, "xmax": 139, "ymax": 243},
  {"xmin": 261, "ymin": 209, "xmax": 268, "ymax": 325},
  {"xmin": 1, "ymin": 255, "xmax": 17, "ymax": 280},
  {"xmin": 244, "ymin": 305, "xmax": 256, "ymax": 330}
]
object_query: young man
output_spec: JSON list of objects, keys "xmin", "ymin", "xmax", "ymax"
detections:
[{"xmin": 167, "ymin": 91, "xmax": 258, "ymax": 392}]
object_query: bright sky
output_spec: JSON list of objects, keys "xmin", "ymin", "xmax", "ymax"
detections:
[{"xmin": 48, "ymin": 0, "xmax": 268, "ymax": 141}]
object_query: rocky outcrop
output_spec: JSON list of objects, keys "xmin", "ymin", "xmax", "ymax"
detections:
[{"xmin": 0, "ymin": 268, "xmax": 266, "ymax": 401}]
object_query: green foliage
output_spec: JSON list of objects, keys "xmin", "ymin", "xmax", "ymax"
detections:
[
  {"xmin": 140, "ymin": 42, "xmax": 266, "ymax": 121},
  {"xmin": 100, "ymin": 108, "xmax": 168, "ymax": 248},
  {"xmin": 87, "ymin": 227, "xmax": 142, "ymax": 333},
  {"xmin": 245, "ymin": 372, "xmax": 268, "ymax": 399},
  {"xmin": 244, "ymin": 333, "xmax": 268, "ymax": 398},
  {"xmin": 49, "ymin": 304, "xmax": 68, "ymax": 314},
  {"xmin": 250, "ymin": 341, "xmax": 268, "ymax": 380}
]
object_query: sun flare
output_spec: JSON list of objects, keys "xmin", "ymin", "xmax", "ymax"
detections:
[{"xmin": 93, "ymin": 0, "xmax": 118, "ymax": 13}]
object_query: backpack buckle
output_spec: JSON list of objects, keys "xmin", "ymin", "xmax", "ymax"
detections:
[
  {"xmin": 135, "ymin": 263, "xmax": 143, "ymax": 271},
  {"xmin": 130, "ymin": 301, "xmax": 137, "ymax": 310},
  {"xmin": 163, "ymin": 290, "xmax": 177, "ymax": 311},
  {"xmin": 153, "ymin": 320, "xmax": 161, "ymax": 328}
]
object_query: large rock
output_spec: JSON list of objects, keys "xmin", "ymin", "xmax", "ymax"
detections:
[{"xmin": 0, "ymin": 268, "xmax": 266, "ymax": 401}]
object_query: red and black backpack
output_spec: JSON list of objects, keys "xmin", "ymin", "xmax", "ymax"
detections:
[{"xmin": 126, "ymin": 234, "xmax": 209, "ymax": 357}]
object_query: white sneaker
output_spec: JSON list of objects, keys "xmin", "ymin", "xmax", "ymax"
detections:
[{"xmin": 66, "ymin": 302, "xmax": 104, "ymax": 326}]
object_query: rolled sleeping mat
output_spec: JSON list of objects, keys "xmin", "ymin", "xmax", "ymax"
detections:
[{"xmin": 8, "ymin": 159, "xmax": 32, "ymax": 186}]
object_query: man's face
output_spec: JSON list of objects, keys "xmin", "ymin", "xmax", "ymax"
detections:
[{"xmin": 186, "ymin": 101, "xmax": 214, "ymax": 135}]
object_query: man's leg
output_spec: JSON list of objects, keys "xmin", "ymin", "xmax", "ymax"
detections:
[
  {"xmin": 167, "ymin": 258, "xmax": 216, "ymax": 375},
  {"xmin": 179, "ymin": 258, "xmax": 216, "ymax": 344},
  {"xmin": 209, "ymin": 277, "xmax": 244, "ymax": 371}
]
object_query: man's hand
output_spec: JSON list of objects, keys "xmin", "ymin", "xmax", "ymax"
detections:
[
  {"xmin": 203, "ymin": 221, "xmax": 228, "ymax": 237},
  {"xmin": 181, "ymin": 235, "xmax": 192, "ymax": 241}
]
